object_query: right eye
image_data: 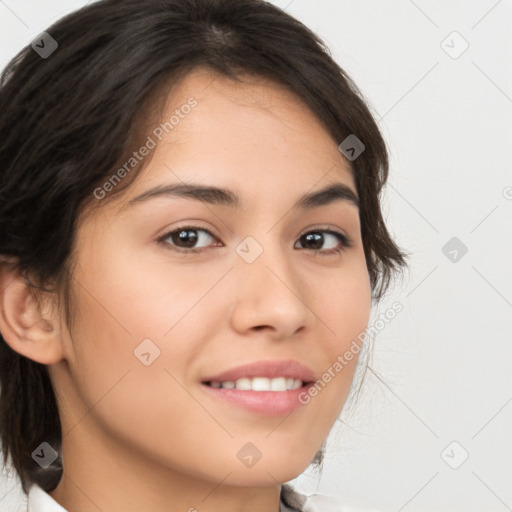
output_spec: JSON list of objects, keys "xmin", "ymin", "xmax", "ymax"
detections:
[{"xmin": 158, "ymin": 226, "xmax": 221, "ymax": 253}]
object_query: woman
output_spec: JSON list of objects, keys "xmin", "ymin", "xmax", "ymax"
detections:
[{"xmin": 0, "ymin": 1, "xmax": 408, "ymax": 510}]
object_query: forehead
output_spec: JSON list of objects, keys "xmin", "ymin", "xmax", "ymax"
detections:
[
  {"xmin": 157, "ymin": 67, "xmax": 349, "ymax": 168},
  {"xmin": 108, "ymin": 67, "xmax": 358, "ymax": 216}
]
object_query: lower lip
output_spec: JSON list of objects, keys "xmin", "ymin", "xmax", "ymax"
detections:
[{"xmin": 200, "ymin": 382, "xmax": 313, "ymax": 416}]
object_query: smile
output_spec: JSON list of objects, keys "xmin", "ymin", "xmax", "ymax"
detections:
[{"xmin": 205, "ymin": 376, "xmax": 304, "ymax": 391}]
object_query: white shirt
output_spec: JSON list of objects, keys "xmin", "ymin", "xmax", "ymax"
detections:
[
  {"xmin": 21, "ymin": 482, "xmax": 379, "ymax": 512},
  {"xmin": 27, "ymin": 485, "xmax": 67, "ymax": 512}
]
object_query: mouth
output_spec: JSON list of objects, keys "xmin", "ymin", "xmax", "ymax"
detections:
[
  {"xmin": 200, "ymin": 376, "xmax": 315, "ymax": 417},
  {"xmin": 202, "ymin": 376, "xmax": 311, "ymax": 391},
  {"xmin": 199, "ymin": 359, "xmax": 317, "ymax": 416}
]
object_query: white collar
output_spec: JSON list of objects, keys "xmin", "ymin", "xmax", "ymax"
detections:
[{"xmin": 27, "ymin": 484, "xmax": 68, "ymax": 512}]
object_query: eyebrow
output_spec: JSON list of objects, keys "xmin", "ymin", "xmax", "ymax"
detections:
[{"xmin": 125, "ymin": 181, "xmax": 359, "ymax": 210}]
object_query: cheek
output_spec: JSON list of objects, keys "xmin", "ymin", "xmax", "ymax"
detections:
[
  {"xmin": 314, "ymin": 258, "xmax": 372, "ymax": 343},
  {"xmin": 61, "ymin": 262, "xmax": 212, "ymax": 453},
  {"xmin": 305, "ymin": 259, "xmax": 371, "ymax": 404},
  {"xmin": 66, "ymin": 242, "xmax": 228, "ymax": 406},
  {"xmin": 73, "ymin": 238, "xmax": 208, "ymax": 342}
]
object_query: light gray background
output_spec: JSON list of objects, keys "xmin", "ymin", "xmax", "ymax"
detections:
[{"xmin": 0, "ymin": 1, "xmax": 511, "ymax": 511}]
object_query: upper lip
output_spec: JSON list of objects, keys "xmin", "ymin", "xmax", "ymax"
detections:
[{"xmin": 201, "ymin": 359, "xmax": 317, "ymax": 383}]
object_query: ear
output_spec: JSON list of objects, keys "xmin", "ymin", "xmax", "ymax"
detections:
[{"xmin": 0, "ymin": 259, "xmax": 65, "ymax": 365}]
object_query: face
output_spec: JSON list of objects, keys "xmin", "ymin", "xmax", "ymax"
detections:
[{"xmin": 49, "ymin": 68, "xmax": 372, "ymax": 491}]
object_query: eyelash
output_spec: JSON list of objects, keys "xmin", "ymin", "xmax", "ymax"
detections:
[{"xmin": 157, "ymin": 225, "xmax": 353, "ymax": 256}]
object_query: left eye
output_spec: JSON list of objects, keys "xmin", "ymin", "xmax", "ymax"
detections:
[
  {"xmin": 294, "ymin": 230, "xmax": 351, "ymax": 253},
  {"xmin": 158, "ymin": 226, "xmax": 352, "ymax": 255}
]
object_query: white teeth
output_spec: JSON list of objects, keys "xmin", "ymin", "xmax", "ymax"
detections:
[
  {"xmin": 235, "ymin": 378, "xmax": 252, "ymax": 390},
  {"xmin": 270, "ymin": 377, "xmax": 287, "ymax": 391},
  {"xmin": 208, "ymin": 377, "xmax": 304, "ymax": 391}
]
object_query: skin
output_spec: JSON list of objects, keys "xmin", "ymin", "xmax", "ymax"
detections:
[{"xmin": 0, "ymin": 68, "xmax": 372, "ymax": 512}]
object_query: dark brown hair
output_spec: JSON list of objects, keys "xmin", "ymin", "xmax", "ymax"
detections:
[{"xmin": 0, "ymin": 0, "xmax": 408, "ymax": 494}]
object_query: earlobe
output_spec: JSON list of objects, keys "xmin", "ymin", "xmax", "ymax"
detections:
[{"xmin": 0, "ymin": 263, "xmax": 65, "ymax": 365}]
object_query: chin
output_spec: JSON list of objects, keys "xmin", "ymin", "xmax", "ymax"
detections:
[{"xmin": 218, "ymin": 450, "xmax": 317, "ymax": 487}]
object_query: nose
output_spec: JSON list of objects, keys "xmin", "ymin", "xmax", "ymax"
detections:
[{"xmin": 228, "ymin": 238, "xmax": 310, "ymax": 340}]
